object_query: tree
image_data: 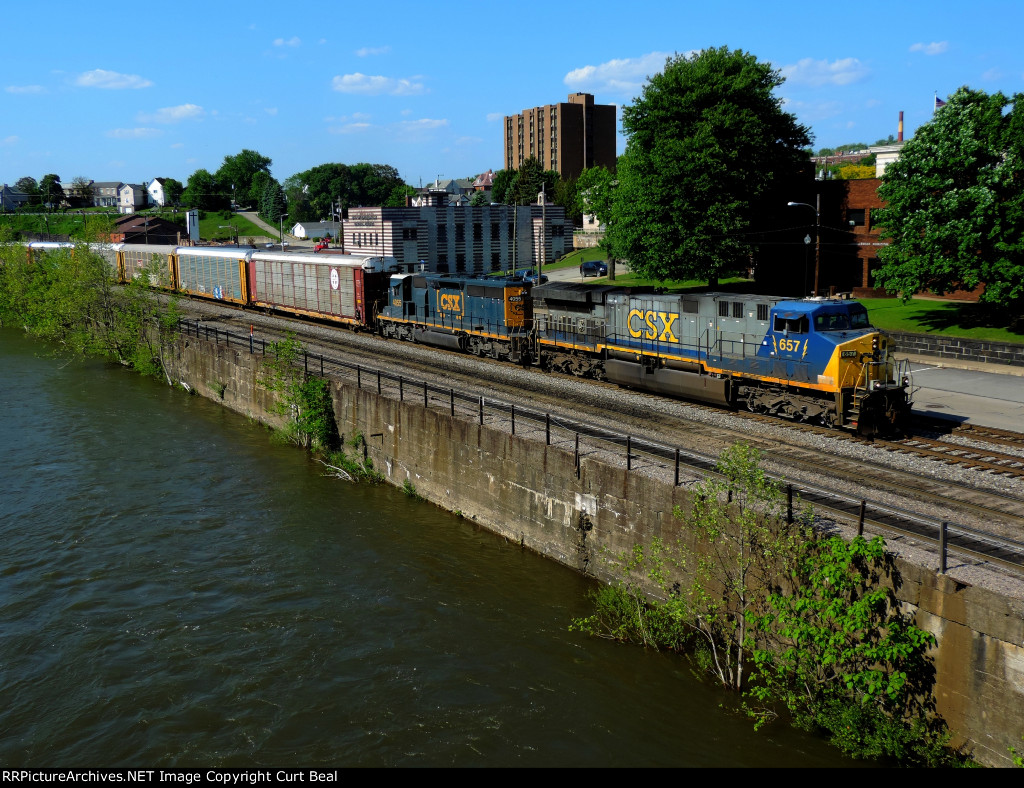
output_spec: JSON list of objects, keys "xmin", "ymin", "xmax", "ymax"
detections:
[
  {"xmin": 260, "ymin": 179, "xmax": 287, "ymax": 227},
  {"xmin": 873, "ymin": 87, "xmax": 1024, "ymax": 308},
  {"xmin": 181, "ymin": 169, "xmax": 228, "ymax": 211},
  {"xmin": 15, "ymin": 177, "xmax": 40, "ymax": 206},
  {"xmin": 68, "ymin": 176, "xmax": 93, "ymax": 207},
  {"xmin": 161, "ymin": 178, "xmax": 184, "ymax": 206},
  {"xmin": 608, "ymin": 47, "xmax": 810, "ymax": 284},
  {"xmin": 573, "ymin": 166, "xmax": 616, "ymax": 226},
  {"xmin": 507, "ymin": 157, "xmax": 559, "ymax": 205},
  {"xmin": 216, "ymin": 149, "xmax": 273, "ymax": 207},
  {"xmin": 490, "ymin": 169, "xmax": 515, "ymax": 205},
  {"xmin": 469, "ymin": 190, "xmax": 490, "ymax": 207},
  {"xmin": 39, "ymin": 174, "xmax": 65, "ymax": 209}
]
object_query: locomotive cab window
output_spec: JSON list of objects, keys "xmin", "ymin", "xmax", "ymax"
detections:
[{"xmin": 773, "ymin": 315, "xmax": 808, "ymax": 334}]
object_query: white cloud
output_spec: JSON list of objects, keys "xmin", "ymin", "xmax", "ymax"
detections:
[
  {"xmin": 6, "ymin": 85, "xmax": 45, "ymax": 94},
  {"xmin": 76, "ymin": 69, "xmax": 153, "ymax": 89},
  {"xmin": 355, "ymin": 45, "xmax": 391, "ymax": 57},
  {"xmin": 399, "ymin": 118, "xmax": 447, "ymax": 131},
  {"xmin": 1, "ymin": 135, "xmax": 18, "ymax": 145},
  {"xmin": 331, "ymin": 73, "xmax": 425, "ymax": 95},
  {"xmin": 780, "ymin": 58, "xmax": 869, "ymax": 87},
  {"xmin": 486, "ymin": 112, "xmax": 504, "ymax": 122},
  {"xmin": 273, "ymin": 37, "xmax": 301, "ymax": 47},
  {"xmin": 170, "ymin": 143, "xmax": 184, "ymax": 149},
  {"xmin": 910, "ymin": 41, "xmax": 949, "ymax": 56},
  {"xmin": 780, "ymin": 98, "xmax": 844, "ymax": 121},
  {"xmin": 106, "ymin": 128, "xmax": 162, "ymax": 139},
  {"xmin": 138, "ymin": 104, "xmax": 205, "ymax": 124},
  {"xmin": 564, "ymin": 51, "xmax": 674, "ymax": 95},
  {"xmin": 982, "ymin": 67, "xmax": 1004, "ymax": 81},
  {"xmin": 264, "ymin": 107, "xmax": 278, "ymax": 116},
  {"xmin": 329, "ymin": 122, "xmax": 373, "ymax": 134}
]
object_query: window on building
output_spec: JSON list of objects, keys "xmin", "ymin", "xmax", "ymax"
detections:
[
  {"xmin": 455, "ymin": 224, "xmax": 464, "ymax": 242},
  {"xmin": 847, "ymin": 208, "xmax": 866, "ymax": 227},
  {"xmin": 438, "ymin": 225, "xmax": 447, "ymax": 242}
]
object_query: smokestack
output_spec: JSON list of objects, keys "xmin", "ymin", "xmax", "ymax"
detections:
[{"xmin": 898, "ymin": 111, "xmax": 904, "ymax": 142}]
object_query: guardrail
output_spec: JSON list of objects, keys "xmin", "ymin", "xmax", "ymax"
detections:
[{"xmin": 175, "ymin": 317, "xmax": 1024, "ymax": 575}]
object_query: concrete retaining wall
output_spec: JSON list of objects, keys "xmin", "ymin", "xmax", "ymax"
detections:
[
  {"xmin": 164, "ymin": 334, "xmax": 1024, "ymax": 766},
  {"xmin": 891, "ymin": 331, "xmax": 1024, "ymax": 368}
]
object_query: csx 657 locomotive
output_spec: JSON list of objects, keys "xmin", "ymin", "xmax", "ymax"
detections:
[{"xmin": 378, "ymin": 274, "xmax": 912, "ymax": 435}]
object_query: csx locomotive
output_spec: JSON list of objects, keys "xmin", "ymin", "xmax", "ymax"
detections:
[{"xmin": 23, "ymin": 241, "xmax": 913, "ymax": 435}]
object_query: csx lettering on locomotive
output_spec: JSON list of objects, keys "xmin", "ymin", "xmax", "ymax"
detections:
[
  {"xmin": 438, "ymin": 293, "xmax": 463, "ymax": 314},
  {"xmin": 627, "ymin": 309, "xmax": 679, "ymax": 342}
]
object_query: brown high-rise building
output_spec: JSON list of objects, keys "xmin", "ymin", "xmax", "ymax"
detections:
[{"xmin": 504, "ymin": 92, "xmax": 616, "ymax": 180}]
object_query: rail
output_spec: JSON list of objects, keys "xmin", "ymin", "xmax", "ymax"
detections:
[{"xmin": 174, "ymin": 318, "xmax": 1024, "ymax": 576}]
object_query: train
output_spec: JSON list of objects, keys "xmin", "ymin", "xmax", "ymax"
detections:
[{"xmin": 22, "ymin": 241, "xmax": 913, "ymax": 435}]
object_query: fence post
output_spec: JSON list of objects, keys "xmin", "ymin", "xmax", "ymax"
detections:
[
  {"xmin": 450, "ymin": 388, "xmax": 455, "ymax": 417},
  {"xmin": 399, "ymin": 376, "xmax": 403, "ymax": 401},
  {"xmin": 424, "ymin": 381, "xmax": 428, "ymax": 409},
  {"xmin": 858, "ymin": 500, "xmax": 866, "ymax": 537},
  {"xmin": 575, "ymin": 433, "xmax": 580, "ymax": 478},
  {"xmin": 511, "ymin": 405, "xmax": 516, "ymax": 435},
  {"xmin": 377, "ymin": 369, "xmax": 381, "ymax": 395},
  {"xmin": 627, "ymin": 435, "xmax": 632, "ymax": 471},
  {"xmin": 304, "ymin": 352, "xmax": 308, "ymax": 375},
  {"xmin": 675, "ymin": 448, "xmax": 680, "ymax": 487},
  {"xmin": 939, "ymin": 521, "xmax": 948, "ymax": 574},
  {"xmin": 545, "ymin": 413, "xmax": 550, "ymax": 445},
  {"xmin": 320, "ymin": 355, "xmax": 324, "ymax": 376},
  {"xmin": 357, "ymin": 365, "xmax": 361, "ymax": 389},
  {"xmin": 787, "ymin": 484, "xmax": 793, "ymax": 524},
  {"xmin": 479, "ymin": 397, "xmax": 484, "ymax": 425}
]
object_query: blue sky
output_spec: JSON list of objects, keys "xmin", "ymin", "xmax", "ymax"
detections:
[{"xmin": 2, "ymin": 1, "xmax": 1021, "ymax": 190}]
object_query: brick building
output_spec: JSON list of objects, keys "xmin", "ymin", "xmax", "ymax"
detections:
[{"xmin": 504, "ymin": 92, "xmax": 616, "ymax": 180}]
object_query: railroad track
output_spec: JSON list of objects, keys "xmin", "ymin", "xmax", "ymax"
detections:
[{"xmin": 174, "ymin": 311, "xmax": 1024, "ymax": 575}]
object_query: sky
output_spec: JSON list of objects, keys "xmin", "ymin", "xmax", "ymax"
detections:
[{"xmin": 2, "ymin": 1, "xmax": 1022, "ymax": 191}]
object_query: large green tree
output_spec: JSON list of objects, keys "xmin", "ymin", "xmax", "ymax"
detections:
[
  {"xmin": 873, "ymin": 87, "xmax": 1024, "ymax": 308},
  {"xmin": 216, "ymin": 149, "xmax": 273, "ymax": 207},
  {"xmin": 284, "ymin": 162, "xmax": 407, "ymax": 222},
  {"xmin": 608, "ymin": 47, "xmax": 810, "ymax": 284},
  {"xmin": 39, "ymin": 174, "xmax": 64, "ymax": 209},
  {"xmin": 181, "ymin": 168, "xmax": 228, "ymax": 211}
]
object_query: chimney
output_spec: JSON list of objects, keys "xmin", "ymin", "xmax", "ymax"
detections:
[{"xmin": 898, "ymin": 111, "xmax": 904, "ymax": 142}]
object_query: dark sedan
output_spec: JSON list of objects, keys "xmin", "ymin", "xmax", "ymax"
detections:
[{"xmin": 580, "ymin": 260, "xmax": 608, "ymax": 277}]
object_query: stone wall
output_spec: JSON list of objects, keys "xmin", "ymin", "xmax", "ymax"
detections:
[
  {"xmin": 165, "ymin": 333, "xmax": 1024, "ymax": 766},
  {"xmin": 890, "ymin": 331, "xmax": 1024, "ymax": 368}
]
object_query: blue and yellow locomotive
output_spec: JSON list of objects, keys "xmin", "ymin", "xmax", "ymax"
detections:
[
  {"xmin": 532, "ymin": 283, "xmax": 912, "ymax": 434},
  {"xmin": 378, "ymin": 273, "xmax": 533, "ymax": 362}
]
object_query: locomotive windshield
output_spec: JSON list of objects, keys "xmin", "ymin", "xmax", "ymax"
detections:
[{"xmin": 814, "ymin": 306, "xmax": 870, "ymax": 332}]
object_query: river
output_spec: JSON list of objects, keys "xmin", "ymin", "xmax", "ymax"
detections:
[{"xmin": 0, "ymin": 328, "xmax": 853, "ymax": 767}]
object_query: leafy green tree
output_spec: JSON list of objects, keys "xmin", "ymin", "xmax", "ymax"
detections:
[
  {"xmin": 15, "ymin": 177, "xmax": 40, "ymax": 206},
  {"xmin": 469, "ymin": 190, "xmax": 490, "ymax": 207},
  {"xmin": 181, "ymin": 168, "xmax": 228, "ymax": 211},
  {"xmin": 161, "ymin": 177, "xmax": 184, "ymax": 206},
  {"xmin": 67, "ymin": 176, "xmax": 93, "ymax": 207},
  {"xmin": 216, "ymin": 149, "xmax": 273, "ymax": 207},
  {"xmin": 507, "ymin": 157, "xmax": 559, "ymax": 205},
  {"xmin": 874, "ymin": 87, "xmax": 1024, "ymax": 308},
  {"xmin": 39, "ymin": 174, "xmax": 64, "ymax": 209},
  {"xmin": 490, "ymin": 169, "xmax": 515, "ymax": 205},
  {"xmin": 573, "ymin": 166, "xmax": 616, "ymax": 226},
  {"xmin": 386, "ymin": 183, "xmax": 419, "ymax": 207},
  {"xmin": 609, "ymin": 47, "xmax": 810, "ymax": 284}
]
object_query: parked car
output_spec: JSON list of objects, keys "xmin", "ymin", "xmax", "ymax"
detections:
[
  {"xmin": 580, "ymin": 260, "xmax": 608, "ymax": 277},
  {"xmin": 522, "ymin": 268, "xmax": 549, "ymax": 285}
]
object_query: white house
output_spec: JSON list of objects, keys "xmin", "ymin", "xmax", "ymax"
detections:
[
  {"xmin": 290, "ymin": 221, "xmax": 341, "ymax": 240},
  {"xmin": 147, "ymin": 178, "xmax": 170, "ymax": 207},
  {"xmin": 118, "ymin": 183, "xmax": 148, "ymax": 214}
]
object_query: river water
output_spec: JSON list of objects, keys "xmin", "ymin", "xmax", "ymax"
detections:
[{"xmin": 0, "ymin": 329, "xmax": 853, "ymax": 767}]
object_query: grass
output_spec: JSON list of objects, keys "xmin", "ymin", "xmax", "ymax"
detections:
[
  {"xmin": 197, "ymin": 211, "xmax": 275, "ymax": 243},
  {"xmin": 857, "ymin": 297, "xmax": 1024, "ymax": 344}
]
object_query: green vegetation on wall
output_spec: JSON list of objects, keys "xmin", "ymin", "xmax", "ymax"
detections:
[{"xmin": 572, "ymin": 442, "xmax": 968, "ymax": 766}]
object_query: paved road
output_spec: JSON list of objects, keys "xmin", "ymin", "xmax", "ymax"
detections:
[{"xmin": 905, "ymin": 358, "xmax": 1024, "ymax": 431}]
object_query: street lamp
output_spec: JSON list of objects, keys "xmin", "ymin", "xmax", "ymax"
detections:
[
  {"xmin": 279, "ymin": 213, "xmax": 288, "ymax": 250},
  {"xmin": 787, "ymin": 197, "xmax": 821, "ymax": 296}
]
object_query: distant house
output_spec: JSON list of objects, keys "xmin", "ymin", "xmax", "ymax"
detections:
[
  {"xmin": 0, "ymin": 184, "xmax": 30, "ymax": 210},
  {"xmin": 472, "ymin": 170, "xmax": 494, "ymax": 194},
  {"xmin": 118, "ymin": 183, "xmax": 148, "ymax": 214},
  {"xmin": 92, "ymin": 182, "xmax": 123, "ymax": 208},
  {"xmin": 291, "ymin": 221, "xmax": 340, "ymax": 240},
  {"xmin": 111, "ymin": 214, "xmax": 183, "ymax": 245},
  {"xmin": 147, "ymin": 178, "xmax": 171, "ymax": 207}
]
